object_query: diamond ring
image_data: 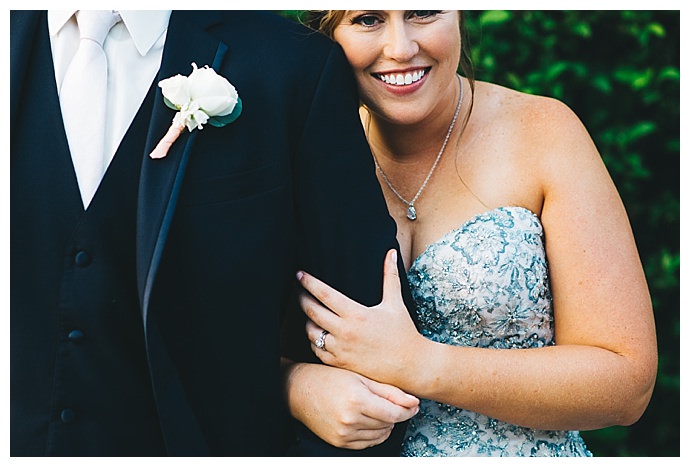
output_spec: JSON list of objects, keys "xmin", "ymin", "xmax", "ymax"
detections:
[{"xmin": 315, "ymin": 330, "xmax": 329, "ymax": 351}]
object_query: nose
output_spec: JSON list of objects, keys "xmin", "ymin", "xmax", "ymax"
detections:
[{"xmin": 382, "ymin": 22, "xmax": 419, "ymax": 62}]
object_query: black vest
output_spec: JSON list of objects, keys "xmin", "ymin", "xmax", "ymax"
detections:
[{"xmin": 11, "ymin": 15, "xmax": 166, "ymax": 456}]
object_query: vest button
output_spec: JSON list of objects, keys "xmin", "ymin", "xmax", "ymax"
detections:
[
  {"xmin": 60, "ymin": 408, "xmax": 76, "ymax": 423},
  {"xmin": 74, "ymin": 250, "xmax": 91, "ymax": 267},
  {"xmin": 67, "ymin": 329, "xmax": 85, "ymax": 343}
]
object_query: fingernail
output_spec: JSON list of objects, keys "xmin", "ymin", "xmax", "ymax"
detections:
[
  {"xmin": 391, "ymin": 250, "xmax": 397, "ymax": 264},
  {"xmin": 296, "ymin": 271, "xmax": 303, "ymax": 281}
]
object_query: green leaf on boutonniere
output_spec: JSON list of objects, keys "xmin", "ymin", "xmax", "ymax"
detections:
[
  {"xmin": 208, "ymin": 98, "xmax": 243, "ymax": 128},
  {"xmin": 163, "ymin": 96, "xmax": 180, "ymax": 111}
]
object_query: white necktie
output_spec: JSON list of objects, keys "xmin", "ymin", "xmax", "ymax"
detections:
[{"xmin": 59, "ymin": 10, "xmax": 120, "ymax": 209}]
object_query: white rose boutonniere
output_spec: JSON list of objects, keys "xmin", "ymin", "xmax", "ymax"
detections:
[{"xmin": 150, "ymin": 63, "xmax": 242, "ymax": 159}]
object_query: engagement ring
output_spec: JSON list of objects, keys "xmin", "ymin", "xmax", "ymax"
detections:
[{"xmin": 315, "ymin": 330, "xmax": 329, "ymax": 351}]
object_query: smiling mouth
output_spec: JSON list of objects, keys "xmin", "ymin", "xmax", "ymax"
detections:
[{"xmin": 374, "ymin": 68, "xmax": 430, "ymax": 86}]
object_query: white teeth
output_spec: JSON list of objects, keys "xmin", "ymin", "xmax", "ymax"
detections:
[{"xmin": 378, "ymin": 69, "xmax": 426, "ymax": 86}]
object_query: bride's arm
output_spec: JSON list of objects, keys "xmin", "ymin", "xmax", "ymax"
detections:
[{"xmin": 297, "ymin": 99, "xmax": 657, "ymax": 431}]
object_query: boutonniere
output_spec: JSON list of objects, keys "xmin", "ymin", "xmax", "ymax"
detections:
[{"xmin": 150, "ymin": 63, "xmax": 242, "ymax": 159}]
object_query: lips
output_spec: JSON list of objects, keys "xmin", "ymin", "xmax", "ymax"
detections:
[{"xmin": 374, "ymin": 68, "xmax": 430, "ymax": 86}]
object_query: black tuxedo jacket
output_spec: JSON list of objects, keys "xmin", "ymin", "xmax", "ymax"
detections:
[{"xmin": 11, "ymin": 10, "xmax": 413, "ymax": 456}]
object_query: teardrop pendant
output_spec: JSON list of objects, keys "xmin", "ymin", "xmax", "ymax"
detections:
[{"xmin": 406, "ymin": 205, "xmax": 417, "ymax": 221}]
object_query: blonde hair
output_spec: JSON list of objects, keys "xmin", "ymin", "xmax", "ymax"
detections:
[{"xmin": 303, "ymin": 10, "xmax": 348, "ymax": 40}]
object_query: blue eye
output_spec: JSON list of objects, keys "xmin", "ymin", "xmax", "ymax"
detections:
[
  {"xmin": 353, "ymin": 14, "xmax": 381, "ymax": 27},
  {"xmin": 409, "ymin": 10, "xmax": 442, "ymax": 20}
]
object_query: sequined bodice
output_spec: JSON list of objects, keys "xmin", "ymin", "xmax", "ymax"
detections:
[{"xmin": 401, "ymin": 207, "xmax": 591, "ymax": 457}]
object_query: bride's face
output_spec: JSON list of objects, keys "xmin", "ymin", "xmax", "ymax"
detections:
[{"xmin": 333, "ymin": 10, "xmax": 461, "ymax": 126}]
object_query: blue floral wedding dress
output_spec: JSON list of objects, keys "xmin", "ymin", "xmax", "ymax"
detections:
[{"xmin": 400, "ymin": 206, "xmax": 592, "ymax": 457}]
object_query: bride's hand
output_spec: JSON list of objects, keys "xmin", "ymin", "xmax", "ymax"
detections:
[
  {"xmin": 285, "ymin": 362, "xmax": 419, "ymax": 449},
  {"xmin": 297, "ymin": 249, "xmax": 427, "ymax": 388}
]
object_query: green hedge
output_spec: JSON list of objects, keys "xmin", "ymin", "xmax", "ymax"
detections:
[{"xmin": 279, "ymin": 10, "xmax": 680, "ymax": 457}]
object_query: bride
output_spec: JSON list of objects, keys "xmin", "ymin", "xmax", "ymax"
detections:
[{"xmin": 288, "ymin": 10, "xmax": 657, "ymax": 456}]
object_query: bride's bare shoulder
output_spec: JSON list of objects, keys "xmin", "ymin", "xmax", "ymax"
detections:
[
  {"xmin": 471, "ymin": 80, "xmax": 595, "ymax": 159},
  {"xmin": 474, "ymin": 81, "xmax": 583, "ymax": 133}
]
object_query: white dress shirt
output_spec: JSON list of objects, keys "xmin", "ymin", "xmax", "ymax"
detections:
[{"xmin": 49, "ymin": 10, "xmax": 171, "ymax": 189}]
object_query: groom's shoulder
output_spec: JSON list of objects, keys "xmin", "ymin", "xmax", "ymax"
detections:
[
  {"xmin": 207, "ymin": 10, "xmax": 334, "ymax": 55},
  {"xmin": 176, "ymin": 10, "xmax": 343, "ymax": 87}
]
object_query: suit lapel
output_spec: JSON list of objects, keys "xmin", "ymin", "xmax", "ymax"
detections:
[{"xmin": 137, "ymin": 11, "xmax": 228, "ymax": 324}]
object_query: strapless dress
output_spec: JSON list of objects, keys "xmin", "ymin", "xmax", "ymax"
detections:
[{"xmin": 400, "ymin": 207, "xmax": 592, "ymax": 457}]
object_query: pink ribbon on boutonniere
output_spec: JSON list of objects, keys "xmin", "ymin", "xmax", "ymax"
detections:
[{"xmin": 150, "ymin": 63, "xmax": 242, "ymax": 159}]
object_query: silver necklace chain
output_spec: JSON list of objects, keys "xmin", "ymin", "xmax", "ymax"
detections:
[{"xmin": 372, "ymin": 74, "xmax": 463, "ymax": 221}]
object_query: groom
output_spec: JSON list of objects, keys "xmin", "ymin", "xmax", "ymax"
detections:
[{"xmin": 11, "ymin": 10, "xmax": 415, "ymax": 456}]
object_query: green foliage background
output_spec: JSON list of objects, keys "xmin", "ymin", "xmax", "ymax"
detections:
[
  {"xmin": 463, "ymin": 11, "xmax": 679, "ymax": 456},
  {"xmin": 280, "ymin": 10, "xmax": 680, "ymax": 457}
]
